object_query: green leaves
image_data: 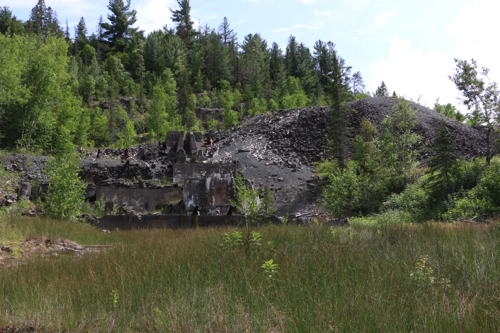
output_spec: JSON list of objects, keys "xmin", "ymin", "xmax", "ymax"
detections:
[{"xmin": 44, "ymin": 153, "xmax": 86, "ymax": 220}]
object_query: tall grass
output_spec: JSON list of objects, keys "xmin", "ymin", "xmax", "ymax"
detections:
[{"xmin": 1, "ymin": 219, "xmax": 500, "ymax": 332}]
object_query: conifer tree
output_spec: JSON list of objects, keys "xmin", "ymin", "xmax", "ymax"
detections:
[
  {"xmin": 171, "ymin": 0, "xmax": 195, "ymax": 46},
  {"xmin": 426, "ymin": 120, "xmax": 462, "ymax": 201},
  {"xmin": 177, "ymin": 68, "xmax": 197, "ymax": 128},
  {"xmin": 375, "ymin": 81, "xmax": 389, "ymax": 96},
  {"xmin": 286, "ymin": 35, "xmax": 299, "ymax": 78},
  {"xmin": 327, "ymin": 46, "xmax": 352, "ymax": 169},
  {"xmin": 27, "ymin": 0, "xmax": 62, "ymax": 37},
  {"xmin": 74, "ymin": 17, "xmax": 88, "ymax": 53},
  {"xmin": 99, "ymin": 0, "xmax": 139, "ymax": 53},
  {"xmin": 218, "ymin": 17, "xmax": 236, "ymax": 47}
]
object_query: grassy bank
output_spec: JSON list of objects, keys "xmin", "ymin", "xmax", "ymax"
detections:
[{"xmin": 1, "ymin": 218, "xmax": 500, "ymax": 332}]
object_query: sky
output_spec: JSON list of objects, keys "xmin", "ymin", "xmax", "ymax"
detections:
[{"xmin": 6, "ymin": 0, "xmax": 500, "ymax": 111}]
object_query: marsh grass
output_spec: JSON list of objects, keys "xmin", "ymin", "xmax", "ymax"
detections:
[{"xmin": 1, "ymin": 218, "xmax": 500, "ymax": 332}]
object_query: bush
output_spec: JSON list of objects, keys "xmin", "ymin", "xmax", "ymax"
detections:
[{"xmin": 322, "ymin": 161, "xmax": 383, "ymax": 216}]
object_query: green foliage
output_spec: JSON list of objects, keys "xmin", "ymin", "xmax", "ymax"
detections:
[
  {"xmin": 222, "ymin": 108, "xmax": 238, "ymax": 129},
  {"xmin": 267, "ymin": 98, "xmax": 279, "ymax": 111},
  {"xmin": 177, "ymin": 68, "xmax": 198, "ymax": 129},
  {"xmin": 231, "ymin": 173, "xmax": 260, "ymax": 225},
  {"xmin": 322, "ymin": 161, "xmax": 384, "ymax": 216},
  {"xmin": 450, "ymin": 59, "xmax": 500, "ymax": 164},
  {"xmin": 119, "ymin": 120, "xmax": 137, "ymax": 148},
  {"xmin": 434, "ymin": 102, "xmax": 466, "ymax": 123},
  {"xmin": 352, "ymin": 118, "xmax": 379, "ymax": 172},
  {"xmin": 383, "ymin": 177, "xmax": 433, "ymax": 221},
  {"xmin": 44, "ymin": 153, "xmax": 86, "ymax": 220},
  {"xmin": 280, "ymin": 76, "xmax": 309, "ymax": 109},
  {"xmin": 410, "ymin": 256, "xmax": 451, "ymax": 291},
  {"xmin": 205, "ymin": 115, "xmax": 219, "ymax": 131},
  {"xmin": 261, "ymin": 259, "xmax": 278, "ymax": 280},
  {"xmin": 248, "ymin": 97, "xmax": 267, "ymax": 116},
  {"xmin": 0, "ymin": 35, "xmax": 86, "ymax": 151},
  {"xmin": 220, "ymin": 230, "xmax": 243, "ymax": 248},
  {"xmin": 198, "ymin": 91, "xmax": 211, "ymax": 108}
]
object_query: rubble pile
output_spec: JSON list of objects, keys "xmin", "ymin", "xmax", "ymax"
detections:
[{"xmin": 208, "ymin": 97, "xmax": 488, "ymax": 166}]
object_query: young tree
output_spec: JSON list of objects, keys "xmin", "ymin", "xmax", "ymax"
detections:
[
  {"xmin": 44, "ymin": 153, "xmax": 86, "ymax": 220},
  {"xmin": 425, "ymin": 120, "xmax": 462, "ymax": 202},
  {"xmin": 352, "ymin": 118, "xmax": 379, "ymax": 172},
  {"xmin": 99, "ymin": 0, "xmax": 139, "ymax": 53},
  {"xmin": 449, "ymin": 58, "xmax": 500, "ymax": 164},
  {"xmin": 380, "ymin": 98, "xmax": 421, "ymax": 192},
  {"xmin": 231, "ymin": 173, "xmax": 260, "ymax": 225}
]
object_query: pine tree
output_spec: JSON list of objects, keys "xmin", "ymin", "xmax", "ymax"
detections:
[
  {"xmin": 170, "ymin": 0, "xmax": 195, "ymax": 46},
  {"xmin": 99, "ymin": 0, "xmax": 139, "ymax": 53}
]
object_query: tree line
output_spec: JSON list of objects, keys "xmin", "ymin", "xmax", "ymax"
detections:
[{"xmin": 0, "ymin": 0, "xmax": 371, "ymax": 152}]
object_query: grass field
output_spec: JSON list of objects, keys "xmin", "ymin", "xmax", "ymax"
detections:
[{"xmin": 1, "ymin": 217, "xmax": 500, "ymax": 332}]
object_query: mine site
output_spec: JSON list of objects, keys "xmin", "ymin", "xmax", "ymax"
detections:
[{"xmin": 0, "ymin": 97, "xmax": 490, "ymax": 230}]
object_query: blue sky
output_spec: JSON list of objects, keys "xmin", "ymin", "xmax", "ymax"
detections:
[{"xmin": 7, "ymin": 0, "xmax": 500, "ymax": 111}]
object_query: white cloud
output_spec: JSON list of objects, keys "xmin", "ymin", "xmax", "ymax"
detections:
[
  {"xmin": 136, "ymin": 0, "xmax": 176, "ymax": 34},
  {"xmin": 447, "ymin": 0, "xmax": 500, "ymax": 82},
  {"xmin": 369, "ymin": 38, "xmax": 458, "ymax": 108},
  {"xmin": 314, "ymin": 9, "xmax": 331, "ymax": 16}
]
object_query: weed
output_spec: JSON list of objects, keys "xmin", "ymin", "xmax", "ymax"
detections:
[
  {"xmin": 261, "ymin": 259, "xmax": 278, "ymax": 280},
  {"xmin": 220, "ymin": 231, "xmax": 243, "ymax": 248},
  {"xmin": 111, "ymin": 289, "xmax": 120, "ymax": 309}
]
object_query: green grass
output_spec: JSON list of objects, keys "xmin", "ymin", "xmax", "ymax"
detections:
[{"xmin": 1, "ymin": 218, "xmax": 500, "ymax": 332}]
